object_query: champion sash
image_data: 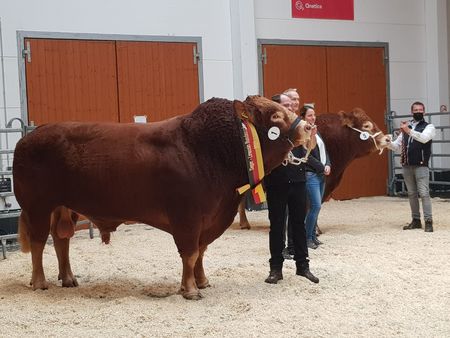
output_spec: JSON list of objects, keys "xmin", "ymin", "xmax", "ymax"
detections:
[{"xmin": 237, "ymin": 120, "xmax": 266, "ymax": 204}]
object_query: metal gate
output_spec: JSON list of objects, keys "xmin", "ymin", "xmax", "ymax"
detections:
[
  {"xmin": 0, "ymin": 118, "xmax": 35, "ymax": 258},
  {"xmin": 387, "ymin": 111, "xmax": 450, "ymax": 197}
]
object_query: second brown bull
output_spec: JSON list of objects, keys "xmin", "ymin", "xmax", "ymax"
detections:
[{"xmin": 238, "ymin": 108, "xmax": 392, "ymax": 230}]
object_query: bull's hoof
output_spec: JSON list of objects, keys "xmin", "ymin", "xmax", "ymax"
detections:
[
  {"xmin": 61, "ymin": 277, "xmax": 79, "ymax": 287},
  {"xmin": 31, "ymin": 279, "xmax": 49, "ymax": 290},
  {"xmin": 196, "ymin": 279, "xmax": 210, "ymax": 289},
  {"xmin": 58, "ymin": 273, "xmax": 79, "ymax": 287},
  {"xmin": 240, "ymin": 222, "xmax": 251, "ymax": 230},
  {"xmin": 179, "ymin": 287, "xmax": 203, "ymax": 300},
  {"xmin": 182, "ymin": 290, "xmax": 203, "ymax": 300}
]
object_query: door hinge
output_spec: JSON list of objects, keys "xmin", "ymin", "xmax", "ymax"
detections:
[
  {"xmin": 383, "ymin": 52, "xmax": 388, "ymax": 65},
  {"xmin": 22, "ymin": 41, "xmax": 31, "ymax": 63},
  {"xmin": 261, "ymin": 47, "xmax": 267, "ymax": 65},
  {"xmin": 193, "ymin": 46, "xmax": 200, "ymax": 64}
]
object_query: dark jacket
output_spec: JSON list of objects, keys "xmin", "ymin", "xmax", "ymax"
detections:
[
  {"xmin": 264, "ymin": 146, "xmax": 306, "ymax": 187},
  {"xmin": 403, "ymin": 120, "xmax": 432, "ymax": 166},
  {"xmin": 305, "ymin": 133, "xmax": 331, "ymax": 175}
]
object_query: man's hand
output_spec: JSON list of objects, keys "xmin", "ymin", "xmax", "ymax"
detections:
[{"xmin": 400, "ymin": 121, "xmax": 411, "ymax": 134}]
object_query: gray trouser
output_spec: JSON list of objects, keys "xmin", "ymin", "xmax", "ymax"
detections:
[{"xmin": 402, "ymin": 165, "xmax": 432, "ymax": 221}]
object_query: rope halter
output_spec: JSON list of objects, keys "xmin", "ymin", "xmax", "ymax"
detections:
[
  {"xmin": 282, "ymin": 121, "xmax": 315, "ymax": 166},
  {"xmin": 347, "ymin": 126, "xmax": 384, "ymax": 154}
]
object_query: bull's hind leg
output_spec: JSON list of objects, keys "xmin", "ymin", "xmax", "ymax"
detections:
[
  {"xmin": 194, "ymin": 245, "xmax": 210, "ymax": 289},
  {"xmin": 26, "ymin": 210, "xmax": 52, "ymax": 290},
  {"xmin": 238, "ymin": 199, "xmax": 251, "ymax": 230},
  {"xmin": 50, "ymin": 207, "xmax": 79, "ymax": 287}
]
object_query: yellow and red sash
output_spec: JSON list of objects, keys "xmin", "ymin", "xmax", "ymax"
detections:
[{"xmin": 237, "ymin": 119, "xmax": 266, "ymax": 204}]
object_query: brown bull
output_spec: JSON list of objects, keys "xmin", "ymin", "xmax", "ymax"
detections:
[
  {"xmin": 239, "ymin": 108, "xmax": 391, "ymax": 230},
  {"xmin": 13, "ymin": 96, "xmax": 313, "ymax": 299}
]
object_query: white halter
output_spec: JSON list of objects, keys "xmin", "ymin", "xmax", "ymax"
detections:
[{"xmin": 347, "ymin": 126, "xmax": 384, "ymax": 154}]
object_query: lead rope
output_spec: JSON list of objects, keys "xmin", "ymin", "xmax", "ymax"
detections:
[
  {"xmin": 347, "ymin": 126, "xmax": 384, "ymax": 154},
  {"xmin": 282, "ymin": 123, "xmax": 315, "ymax": 166}
]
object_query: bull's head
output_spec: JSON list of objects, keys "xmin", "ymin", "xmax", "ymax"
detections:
[
  {"xmin": 236, "ymin": 95, "xmax": 313, "ymax": 147},
  {"xmin": 233, "ymin": 95, "xmax": 315, "ymax": 171},
  {"xmin": 340, "ymin": 108, "xmax": 391, "ymax": 154}
]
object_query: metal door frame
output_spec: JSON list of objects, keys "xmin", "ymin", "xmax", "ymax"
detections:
[{"xmin": 16, "ymin": 31, "xmax": 204, "ymax": 125}]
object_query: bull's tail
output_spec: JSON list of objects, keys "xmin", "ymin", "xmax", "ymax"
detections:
[{"xmin": 18, "ymin": 211, "xmax": 31, "ymax": 253}]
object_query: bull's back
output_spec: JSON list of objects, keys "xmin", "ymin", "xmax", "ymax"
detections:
[{"xmin": 13, "ymin": 121, "xmax": 181, "ymax": 210}]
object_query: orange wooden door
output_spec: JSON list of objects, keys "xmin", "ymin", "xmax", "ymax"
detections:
[
  {"xmin": 25, "ymin": 39, "xmax": 119, "ymax": 124},
  {"xmin": 261, "ymin": 44, "xmax": 388, "ymax": 199},
  {"xmin": 115, "ymin": 41, "xmax": 200, "ymax": 122},
  {"xmin": 326, "ymin": 46, "xmax": 388, "ymax": 199},
  {"xmin": 262, "ymin": 44, "xmax": 328, "ymax": 113}
]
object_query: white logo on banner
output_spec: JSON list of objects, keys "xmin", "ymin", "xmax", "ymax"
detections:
[
  {"xmin": 295, "ymin": 1, "xmax": 323, "ymax": 11},
  {"xmin": 295, "ymin": 1, "xmax": 305, "ymax": 11}
]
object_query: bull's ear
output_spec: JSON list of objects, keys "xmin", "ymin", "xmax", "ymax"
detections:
[
  {"xmin": 234, "ymin": 100, "xmax": 250, "ymax": 121},
  {"xmin": 339, "ymin": 110, "xmax": 354, "ymax": 127}
]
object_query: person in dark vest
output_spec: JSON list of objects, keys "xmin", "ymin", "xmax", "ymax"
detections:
[
  {"xmin": 263, "ymin": 94, "xmax": 319, "ymax": 284},
  {"xmin": 389, "ymin": 101, "xmax": 436, "ymax": 232}
]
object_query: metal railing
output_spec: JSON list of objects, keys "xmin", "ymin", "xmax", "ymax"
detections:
[
  {"xmin": 387, "ymin": 111, "xmax": 450, "ymax": 197},
  {"xmin": 0, "ymin": 118, "xmax": 37, "ymax": 258}
]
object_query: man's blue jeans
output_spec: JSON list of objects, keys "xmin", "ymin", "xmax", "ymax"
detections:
[
  {"xmin": 402, "ymin": 165, "xmax": 432, "ymax": 221},
  {"xmin": 305, "ymin": 172, "xmax": 325, "ymax": 241}
]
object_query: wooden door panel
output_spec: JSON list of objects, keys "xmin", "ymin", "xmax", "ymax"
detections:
[
  {"xmin": 262, "ymin": 44, "xmax": 328, "ymax": 112},
  {"xmin": 116, "ymin": 41, "xmax": 200, "ymax": 122},
  {"xmin": 326, "ymin": 46, "xmax": 388, "ymax": 199},
  {"xmin": 261, "ymin": 44, "xmax": 388, "ymax": 199},
  {"xmin": 25, "ymin": 38, "xmax": 119, "ymax": 124}
]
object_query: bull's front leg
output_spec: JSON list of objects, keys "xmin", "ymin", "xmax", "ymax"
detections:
[
  {"xmin": 194, "ymin": 245, "xmax": 210, "ymax": 289},
  {"xmin": 179, "ymin": 250, "xmax": 202, "ymax": 300}
]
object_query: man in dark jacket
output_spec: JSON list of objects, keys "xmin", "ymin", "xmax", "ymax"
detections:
[
  {"xmin": 264, "ymin": 130, "xmax": 319, "ymax": 284},
  {"xmin": 389, "ymin": 101, "xmax": 436, "ymax": 232}
]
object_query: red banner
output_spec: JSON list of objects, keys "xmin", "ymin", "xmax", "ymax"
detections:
[{"xmin": 292, "ymin": 0, "xmax": 354, "ymax": 20}]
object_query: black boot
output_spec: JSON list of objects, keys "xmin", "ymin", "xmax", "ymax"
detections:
[
  {"xmin": 265, "ymin": 269, "xmax": 283, "ymax": 284},
  {"xmin": 403, "ymin": 218, "xmax": 422, "ymax": 230},
  {"xmin": 296, "ymin": 263, "xmax": 319, "ymax": 284},
  {"xmin": 424, "ymin": 219, "xmax": 433, "ymax": 232}
]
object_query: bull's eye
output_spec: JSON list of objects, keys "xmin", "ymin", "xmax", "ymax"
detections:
[{"xmin": 362, "ymin": 122, "xmax": 372, "ymax": 130}]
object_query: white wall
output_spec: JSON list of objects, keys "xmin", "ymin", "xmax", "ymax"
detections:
[{"xmin": 0, "ymin": 0, "xmax": 237, "ymax": 128}]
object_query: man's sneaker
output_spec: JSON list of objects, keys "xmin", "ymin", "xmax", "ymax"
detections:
[
  {"xmin": 424, "ymin": 219, "xmax": 433, "ymax": 232},
  {"xmin": 313, "ymin": 238, "xmax": 323, "ymax": 245},
  {"xmin": 403, "ymin": 219, "xmax": 422, "ymax": 230},
  {"xmin": 307, "ymin": 239, "xmax": 318, "ymax": 250}
]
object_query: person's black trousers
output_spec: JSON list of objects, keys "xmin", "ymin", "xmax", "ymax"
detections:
[{"xmin": 266, "ymin": 182, "xmax": 309, "ymax": 270}]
